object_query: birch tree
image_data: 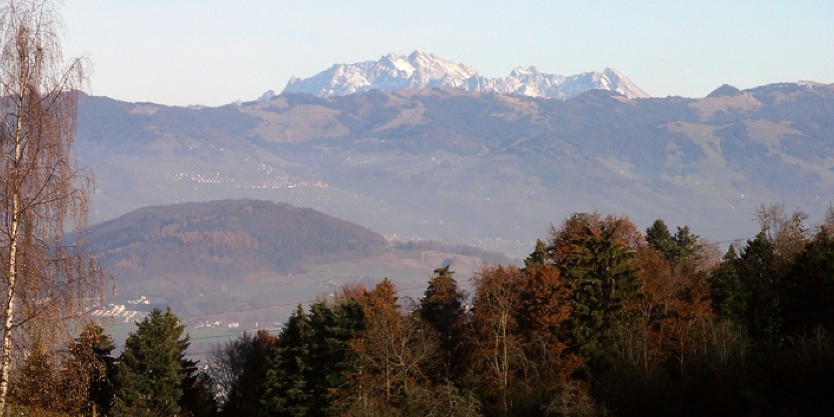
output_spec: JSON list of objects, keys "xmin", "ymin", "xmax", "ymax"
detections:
[{"xmin": 0, "ymin": 0, "xmax": 103, "ymax": 413}]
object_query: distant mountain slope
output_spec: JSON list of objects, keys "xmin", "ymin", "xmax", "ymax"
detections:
[
  {"xmin": 89, "ymin": 199, "xmax": 387, "ymax": 282},
  {"xmin": 281, "ymin": 50, "xmax": 650, "ymax": 99},
  {"xmin": 87, "ymin": 199, "xmax": 505, "ymax": 322},
  {"xmin": 76, "ymin": 81, "xmax": 834, "ymax": 256}
]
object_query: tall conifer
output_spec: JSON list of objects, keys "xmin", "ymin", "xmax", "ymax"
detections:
[{"xmin": 113, "ymin": 307, "xmax": 190, "ymax": 417}]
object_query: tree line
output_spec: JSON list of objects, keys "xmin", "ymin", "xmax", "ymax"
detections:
[{"xmin": 8, "ymin": 203, "xmax": 834, "ymax": 416}]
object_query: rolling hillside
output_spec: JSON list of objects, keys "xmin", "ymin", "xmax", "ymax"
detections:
[
  {"xmin": 88, "ymin": 199, "xmax": 505, "ymax": 323},
  {"xmin": 89, "ymin": 199, "xmax": 387, "ymax": 280}
]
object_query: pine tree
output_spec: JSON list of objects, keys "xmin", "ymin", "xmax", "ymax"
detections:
[
  {"xmin": 181, "ymin": 357, "xmax": 218, "ymax": 417},
  {"xmin": 307, "ymin": 299, "xmax": 364, "ymax": 415},
  {"xmin": 418, "ymin": 266, "xmax": 466, "ymax": 381},
  {"xmin": 113, "ymin": 307, "xmax": 190, "ymax": 417}
]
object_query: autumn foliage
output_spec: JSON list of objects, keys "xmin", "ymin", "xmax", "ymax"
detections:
[
  {"xmin": 211, "ymin": 209, "xmax": 834, "ymax": 416},
  {"xmin": 9, "ymin": 208, "xmax": 834, "ymax": 417}
]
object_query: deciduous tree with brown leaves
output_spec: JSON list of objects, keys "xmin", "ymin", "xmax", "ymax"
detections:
[
  {"xmin": 469, "ymin": 265, "xmax": 524, "ymax": 417},
  {"xmin": 346, "ymin": 279, "xmax": 438, "ymax": 415},
  {"xmin": 0, "ymin": 0, "xmax": 105, "ymax": 414}
]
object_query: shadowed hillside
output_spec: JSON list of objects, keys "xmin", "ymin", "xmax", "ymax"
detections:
[
  {"xmin": 89, "ymin": 199, "xmax": 387, "ymax": 283},
  {"xmin": 87, "ymin": 199, "xmax": 506, "ymax": 321}
]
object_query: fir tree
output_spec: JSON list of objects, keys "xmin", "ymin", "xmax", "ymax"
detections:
[
  {"xmin": 647, "ymin": 219, "xmax": 700, "ymax": 262},
  {"xmin": 781, "ymin": 231, "xmax": 834, "ymax": 334},
  {"xmin": 524, "ymin": 239, "xmax": 549, "ymax": 268},
  {"xmin": 646, "ymin": 219, "xmax": 675, "ymax": 261},
  {"xmin": 262, "ymin": 298, "xmax": 364, "ymax": 417},
  {"xmin": 113, "ymin": 307, "xmax": 191, "ymax": 417},
  {"xmin": 419, "ymin": 266, "xmax": 466, "ymax": 381},
  {"xmin": 262, "ymin": 305, "xmax": 313, "ymax": 417},
  {"xmin": 737, "ymin": 233, "xmax": 780, "ymax": 338},
  {"xmin": 710, "ymin": 245, "xmax": 748, "ymax": 324},
  {"xmin": 182, "ymin": 357, "xmax": 218, "ymax": 417},
  {"xmin": 553, "ymin": 214, "xmax": 641, "ymax": 372}
]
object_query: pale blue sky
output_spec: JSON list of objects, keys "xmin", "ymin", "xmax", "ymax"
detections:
[{"xmin": 61, "ymin": 1, "xmax": 833, "ymax": 106}]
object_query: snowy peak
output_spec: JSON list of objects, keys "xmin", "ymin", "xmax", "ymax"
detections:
[
  {"xmin": 281, "ymin": 51, "xmax": 650, "ymax": 100},
  {"xmin": 283, "ymin": 50, "xmax": 478, "ymax": 97},
  {"xmin": 405, "ymin": 50, "xmax": 478, "ymax": 82},
  {"xmin": 601, "ymin": 67, "xmax": 649, "ymax": 97}
]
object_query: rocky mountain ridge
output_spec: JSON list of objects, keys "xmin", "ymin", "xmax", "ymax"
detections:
[{"xmin": 281, "ymin": 50, "xmax": 650, "ymax": 100}]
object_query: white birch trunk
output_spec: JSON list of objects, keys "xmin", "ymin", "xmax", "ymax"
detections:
[{"xmin": 0, "ymin": 112, "xmax": 24, "ymax": 415}]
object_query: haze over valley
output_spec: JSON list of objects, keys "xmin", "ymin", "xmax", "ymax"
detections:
[
  {"xmin": 80, "ymin": 52, "xmax": 834, "ymax": 254},
  {"xmin": 2, "ymin": 0, "xmax": 832, "ymax": 413},
  {"xmin": 73, "ymin": 51, "xmax": 834, "ymax": 331}
]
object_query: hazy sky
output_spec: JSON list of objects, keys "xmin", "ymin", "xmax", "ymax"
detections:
[{"xmin": 61, "ymin": 1, "xmax": 833, "ymax": 107}]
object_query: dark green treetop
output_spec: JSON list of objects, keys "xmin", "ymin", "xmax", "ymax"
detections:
[{"xmin": 113, "ymin": 307, "xmax": 190, "ymax": 417}]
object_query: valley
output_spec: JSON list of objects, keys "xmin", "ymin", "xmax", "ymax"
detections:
[{"xmin": 78, "ymin": 82, "xmax": 834, "ymax": 259}]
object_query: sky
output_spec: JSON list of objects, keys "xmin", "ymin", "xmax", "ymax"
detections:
[{"xmin": 60, "ymin": 1, "xmax": 834, "ymax": 107}]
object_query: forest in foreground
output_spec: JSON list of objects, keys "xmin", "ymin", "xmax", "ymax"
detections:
[{"xmin": 9, "ymin": 204, "xmax": 834, "ymax": 417}]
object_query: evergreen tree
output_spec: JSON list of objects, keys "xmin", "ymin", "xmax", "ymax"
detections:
[
  {"xmin": 307, "ymin": 299, "xmax": 364, "ymax": 414},
  {"xmin": 61, "ymin": 323, "xmax": 117, "ymax": 417},
  {"xmin": 646, "ymin": 220, "xmax": 700, "ymax": 262},
  {"xmin": 646, "ymin": 219, "xmax": 675, "ymax": 260},
  {"xmin": 736, "ymin": 233, "xmax": 780, "ymax": 339},
  {"xmin": 552, "ymin": 214, "xmax": 641, "ymax": 372},
  {"xmin": 262, "ymin": 298, "xmax": 364, "ymax": 417},
  {"xmin": 113, "ymin": 307, "xmax": 191, "ymax": 417},
  {"xmin": 781, "ymin": 231, "xmax": 834, "ymax": 334},
  {"xmin": 671, "ymin": 226, "xmax": 700, "ymax": 262},
  {"xmin": 182, "ymin": 357, "xmax": 218, "ymax": 417},
  {"xmin": 418, "ymin": 266, "xmax": 466, "ymax": 381},
  {"xmin": 262, "ymin": 305, "xmax": 313, "ymax": 417},
  {"xmin": 710, "ymin": 245, "xmax": 748, "ymax": 324},
  {"xmin": 524, "ymin": 239, "xmax": 549, "ymax": 268}
]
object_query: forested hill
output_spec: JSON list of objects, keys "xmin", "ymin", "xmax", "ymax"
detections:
[{"xmin": 88, "ymin": 199, "xmax": 387, "ymax": 282}]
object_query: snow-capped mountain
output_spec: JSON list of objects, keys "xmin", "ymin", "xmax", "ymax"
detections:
[
  {"xmin": 281, "ymin": 50, "xmax": 650, "ymax": 100},
  {"xmin": 282, "ymin": 51, "xmax": 478, "ymax": 97}
]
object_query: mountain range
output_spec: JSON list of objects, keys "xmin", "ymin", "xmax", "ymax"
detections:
[
  {"xmin": 279, "ymin": 50, "xmax": 650, "ymax": 100},
  {"xmin": 77, "ymin": 83, "xmax": 834, "ymax": 259}
]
